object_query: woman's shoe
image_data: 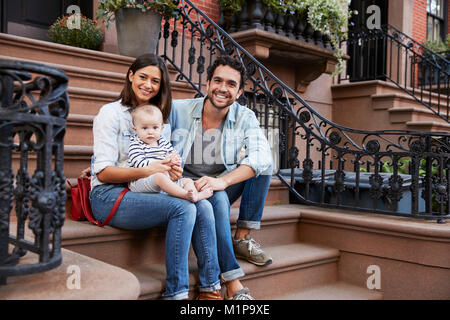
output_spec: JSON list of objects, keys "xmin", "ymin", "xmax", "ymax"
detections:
[{"xmin": 196, "ymin": 289, "xmax": 223, "ymax": 300}]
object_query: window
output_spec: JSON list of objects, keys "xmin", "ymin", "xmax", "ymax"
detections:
[{"xmin": 427, "ymin": 0, "xmax": 446, "ymax": 41}]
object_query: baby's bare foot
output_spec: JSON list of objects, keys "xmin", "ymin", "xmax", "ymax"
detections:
[
  {"xmin": 186, "ymin": 189, "xmax": 196, "ymax": 202},
  {"xmin": 186, "ymin": 188, "xmax": 213, "ymax": 202},
  {"xmin": 196, "ymin": 187, "xmax": 213, "ymax": 201}
]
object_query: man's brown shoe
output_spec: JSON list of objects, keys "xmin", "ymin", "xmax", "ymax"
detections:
[{"xmin": 196, "ymin": 289, "xmax": 223, "ymax": 300}]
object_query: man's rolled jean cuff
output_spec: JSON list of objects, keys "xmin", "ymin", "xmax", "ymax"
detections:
[
  {"xmin": 220, "ymin": 267, "xmax": 245, "ymax": 283},
  {"xmin": 162, "ymin": 290, "xmax": 189, "ymax": 300},
  {"xmin": 198, "ymin": 281, "xmax": 221, "ymax": 292},
  {"xmin": 237, "ymin": 220, "xmax": 260, "ymax": 230}
]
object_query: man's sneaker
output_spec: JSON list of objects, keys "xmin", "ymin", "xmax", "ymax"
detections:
[
  {"xmin": 225, "ymin": 287, "xmax": 254, "ymax": 300},
  {"xmin": 233, "ymin": 234, "xmax": 273, "ymax": 266}
]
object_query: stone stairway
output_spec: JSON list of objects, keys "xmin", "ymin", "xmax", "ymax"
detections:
[
  {"xmin": 61, "ymin": 204, "xmax": 383, "ymax": 300},
  {"xmin": 0, "ymin": 33, "xmax": 201, "ymax": 179},
  {"xmin": 331, "ymin": 80, "xmax": 450, "ymax": 132},
  {"xmin": 1, "ymin": 34, "xmax": 385, "ymax": 300},
  {"xmin": 5, "ymin": 34, "xmax": 449, "ymax": 300}
]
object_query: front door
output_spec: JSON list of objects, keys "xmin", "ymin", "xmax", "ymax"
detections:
[{"xmin": 1, "ymin": 0, "xmax": 93, "ymax": 41}]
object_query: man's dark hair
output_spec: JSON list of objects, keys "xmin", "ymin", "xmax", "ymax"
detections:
[{"xmin": 206, "ymin": 55, "xmax": 247, "ymax": 89}]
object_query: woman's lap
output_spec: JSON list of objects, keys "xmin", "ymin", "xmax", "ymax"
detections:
[{"xmin": 90, "ymin": 184, "xmax": 196, "ymax": 230}]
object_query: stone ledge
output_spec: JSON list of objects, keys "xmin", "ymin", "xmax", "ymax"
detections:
[
  {"xmin": 0, "ymin": 248, "xmax": 140, "ymax": 300},
  {"xmin": 229, "ymin": 28, "xmax": 339, "ymax": 93},
  {"xmin": 296, "ymin": 205, "xmax": 450, "ymax": 269}
]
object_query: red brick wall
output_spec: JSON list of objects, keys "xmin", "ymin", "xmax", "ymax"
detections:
[
  {"xmin": 448, "ymin": 0, "xmax": 450, "ymax": 35},
  {"xmin": 412, "ymin": 0, "xmax": 427, "ymax": 43},
  {"xmin": 190, "ymin": 0, "xmax": 221, "ymax": 23}
]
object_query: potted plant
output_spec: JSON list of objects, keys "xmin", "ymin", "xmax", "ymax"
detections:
[
  {"xmin": 421, "ymin": 35, "xmax": 450, "ymax": 86},
  {"xmin": 219, "ymin": 0, "xmax": 355, "ymax": 74},
  {"xmin": 96, "ymin": 0, "xmax": 180, "ymax": 57},
  {"xmin": 48, "ymin": 15, "xmax": 104, "ymax": 50},
  {"xmin": 284, "ymin": 0, "xmax": 355, "ymax": 74}
]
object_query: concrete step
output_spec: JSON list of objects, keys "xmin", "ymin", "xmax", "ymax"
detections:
[
  {"xmin": 404, "ymin": 120, "xmax": 450, "ymax": 132},
  {"xmin": 0, "ymin": 248, "xmax": 140, "ymax": 300},
  {"xmin": 0, "ymin": 33, "xmax": 134, "ymax": 74},
  {"xmin": 0, "ymin": 54, "xmax": 126, "ymax": 93},
  {"xmin": 275, "ymin": 281, "xmax": 383, "ymax": 300},
  {"xmin": 12, "ymin": 145, "xmax": 92, "ymax": 180},
  {"xmin": 388, "ymin": 106, "xmax": 449, "ymax": 125},
  {"xmin": 61, "ymin": 203, "xmax": 298, "ymax": 269},
  {"xmin": 129, "ymin": 242, "xmax": 340, "ymax": 300}
]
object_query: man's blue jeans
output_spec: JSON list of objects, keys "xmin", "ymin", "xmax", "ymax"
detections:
[
  {"xmin": 90, "ymin": 184, "xmax": 221, "ymax": 300},
  {"xmin": 206, "ymin": 173, "xmax": 272, "ymax": 282}
]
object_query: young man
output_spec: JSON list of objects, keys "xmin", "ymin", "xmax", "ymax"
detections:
[{"xmin": 169, "ymin": 55, "xmax": 273, "ymax": 299}]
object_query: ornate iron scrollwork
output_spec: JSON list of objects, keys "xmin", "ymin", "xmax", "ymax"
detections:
[
  {"xmin": 0, "ymin": 59, "xmax": 68, "ymax": 285},
  {"xmin": 160, "ymin": 0, "xmax": 450, "ymax": 222}
]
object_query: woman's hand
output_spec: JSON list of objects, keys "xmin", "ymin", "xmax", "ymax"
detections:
[
  {"xmin": 80, "ymin": 167, "xmax": 91, "ymax": 178},
  {"xmin": 142, "ymin": 158, "xmax": 172, "ymax": 177},
  {"xmin": 168, "ymin": 163, "xmax": 183, "ymax": 181},
  {"xmin": 97, "ymin": 159, "xmax": 171, "ymax": 184}
]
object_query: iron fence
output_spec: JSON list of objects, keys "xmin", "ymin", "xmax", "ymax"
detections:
[
  {"xmin": 339, "ymin": 24, "xmax": 450, "ymax": 124},
  {"xmin": 0, "ymin": 60, "xmax": 68, "ymax": 284},
  {"xmin": 159, "ymin": 0, "xmax": 449, "ymax": 223}
]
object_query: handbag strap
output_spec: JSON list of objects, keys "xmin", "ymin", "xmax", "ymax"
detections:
[
  {"xmin": 77, "ymin": 178, "xmax": 129, "ymax": 227},
  {"xmin": 97, "ymin": 187, "xmax": 129, "ymax": 227}
]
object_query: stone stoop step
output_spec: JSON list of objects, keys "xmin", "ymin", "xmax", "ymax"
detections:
[
  {"xmin": 61, "ymin": 203, "xmax": 297, "ymax": 269},
  {"xmin": 0, "ymin": 248, "xmax": 140, "ymax": 300},
  {"xmin": 129, "ymin": 242, "xmax": 341, "ymax": 300},
  {"xmin": 275, "ymin": 281, "xmax": 383, "ymax": 300}
]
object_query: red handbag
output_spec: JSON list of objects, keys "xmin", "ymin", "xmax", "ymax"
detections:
[{"xmin": 67, "ymin": 177, "xmax": 129, "ymax": 227}]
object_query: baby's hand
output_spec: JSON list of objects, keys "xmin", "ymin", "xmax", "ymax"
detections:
[{"xmin": 168, "ymin": 151, "xmax": 182, "ymax": 166}]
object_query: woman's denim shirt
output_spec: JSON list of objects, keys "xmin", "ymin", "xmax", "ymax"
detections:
[
  {"xmin": 91, "ymin": 100, "xmax": 171, "ymax": 189},
  {"xmin": 168, "ymin": 97, "xmax": 273, "ymax": 177}
]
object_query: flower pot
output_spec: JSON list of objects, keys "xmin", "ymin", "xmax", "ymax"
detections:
[{"xmin": 115, "ymin": 8, "xmax": 162, "ymax": 57}]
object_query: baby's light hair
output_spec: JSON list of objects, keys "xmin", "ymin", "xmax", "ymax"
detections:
[{"xmin": 131, "ymin": 104, "xmax": 163, "ymax": 126}]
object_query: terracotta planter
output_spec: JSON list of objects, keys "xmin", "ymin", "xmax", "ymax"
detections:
[{"xmin": 115, "ymin": 8, "xmax": 162, "ymax": 58}]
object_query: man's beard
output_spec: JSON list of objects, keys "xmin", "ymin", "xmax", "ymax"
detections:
[{"xmin": 206, "ymin": 94, "xmax": 234, "ymax": 110}]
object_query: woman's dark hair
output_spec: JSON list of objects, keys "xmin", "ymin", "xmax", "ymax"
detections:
[
  {"xmin": 206, "ymin": 55, "xmax": 246, "ymax": 89},
  {"xmin": 119, "ymin": 53, "xmax": 172, "ymax": 123}
]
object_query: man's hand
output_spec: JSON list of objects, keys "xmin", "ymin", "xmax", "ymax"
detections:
[{"xmin": 194, "ymin": 176, "xmax": 228, "ymax": 192}]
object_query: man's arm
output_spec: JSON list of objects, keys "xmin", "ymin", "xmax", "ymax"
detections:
[{"xmin": 194, "ymin": 164, "xmax": 255, "ymax": 192}]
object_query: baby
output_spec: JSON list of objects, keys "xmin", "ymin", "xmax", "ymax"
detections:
[{"xmin": 128, "ymin": 104, "xmax": 213, "ymax": 202}]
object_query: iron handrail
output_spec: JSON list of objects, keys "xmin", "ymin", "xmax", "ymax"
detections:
[
  {"xmin": 340, "ymin": 24, "xmax": 450, "ymax": 123},
  {"xmin": 159, "ymin": 0, "xmax": 450, "ymax": 223}
]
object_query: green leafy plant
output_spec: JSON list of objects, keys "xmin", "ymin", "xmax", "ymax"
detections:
[
  {"xmin": 361, "ymin": 157, "xmax": 447, "ymax": 212},
  {"xmin": 291, "ymin": 0, "xmax": 356, "ymax": 75},
  {"xmin": 48, "ymin": 15, "xmax": 104, "ymax": 50},
  {"xmin": 423, "ymin": 34, "xmax": 450, "ymax": 57},
  {"xmin": 219, "ymin": 0, "xmax": 355, "ymax": 75},
  {"xmin": 97, "ymin": 0, "xmax": 180, "ymax": 28},
  {"xmin": 219, "ymin": 0, "xmax": 245, "ymax": 12}
]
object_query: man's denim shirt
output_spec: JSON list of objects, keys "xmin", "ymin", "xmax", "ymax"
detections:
[{"xmin": 168, "ymin": 97, "xmax": 273, "ymax": 177}]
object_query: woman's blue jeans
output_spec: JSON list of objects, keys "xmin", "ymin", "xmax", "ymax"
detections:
[
  {"xmin": 206, "ymin": 173, "xmax": 272, "ymax": 282},
  {"xmin": 90, "ymin": 184, "xmax": 221, "ymax": 300}
]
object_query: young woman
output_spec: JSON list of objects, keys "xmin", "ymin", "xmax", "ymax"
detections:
[{"xmin": 89, "ymin": 54, "xmax": 222, "ymax": 300}]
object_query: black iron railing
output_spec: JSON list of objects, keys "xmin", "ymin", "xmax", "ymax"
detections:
[
  {"xmin": 218, "ymin": 0, "xmax": 333, "ymax": 50},
  {"xmin": 339, "ymin": 24, "xmax": 450, "ymax": 124},
  {"xmin": 0, "ymin": 60, "xmax": 68, "ymax": 284},
  {"xmin": 158, "ymin": 0, "xmax": 450, "ymax": 223}
]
